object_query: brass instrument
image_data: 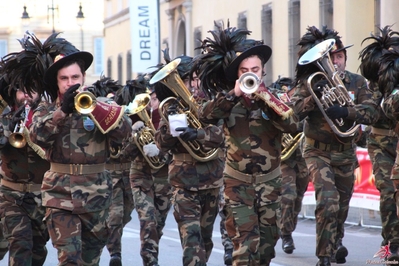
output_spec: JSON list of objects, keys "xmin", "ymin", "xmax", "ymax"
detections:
[
  {"xmin": 239, "ymin": 72, "xmax": 261, "ymax": 94},
  {"xmin": 298, "ymin": 39, "xmax": 360, "ymax": 137},
  {"xmin": 9, "ymin": 103, "xmax": 30, "ymax": 148},
  {"xmin": 128, "ymin": 93, "xmax": 165, "ymax": 170},
  {"xmin": 149, "ymin": 58, "xmax": 220, "ymax": 162},
  {"xmin": 281, "ymin": 132, "xmax": 304, "ymax": 161},
  {"xmin": 74, "ymin": 91, "xmax": 97, "ymax": 114}
]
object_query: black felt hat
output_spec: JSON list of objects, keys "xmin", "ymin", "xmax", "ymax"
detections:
[
  {"xmin": 225, "ymin": 44, "xmax": 272, "ymax": 81},
  {"xmin": 44, "ymin": 51, "xmax": 93, "ymax": 88}
]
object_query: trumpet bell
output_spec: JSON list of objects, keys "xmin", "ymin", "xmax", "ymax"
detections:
[
  {"xmin": 125, "ymin": 93, "xmax": 150, "ymax": 115},
  {"xmin": 74, "ymin": 91, "xmax": 97, "ymax": 114},
  {"xmin": 9, "ymin": 132, "xmax": 26, "ymax": 148},
  {"xmin": 298, "ymin": 39, "xmax": 336, "ymax": 65},
  {"xmin": 239, "ymin": 72, "xmax": 261, "ymax": 94}
]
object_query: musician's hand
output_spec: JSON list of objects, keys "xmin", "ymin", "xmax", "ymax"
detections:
[
  {"xmin": 326, "ymin": 104, "xmax": 348, "ymax": 120},
  {"xmin": 167, "ymin": 103, "xmax": 178, "ymax": 116},
  {"xmin": 175, "ymin": 127, "xmax": 197, "ymax": 141},
  {"xmin": 143, "ymin": 143, "xmax": 159, "ymax": 157},
  {"xmin": 313, "ymin": 79, "xmax": 328, "ymax": 98},
  {"xmin": 234, "ymin": 80, "xmax": 243, "ymax": 97},
  {"xmin": 9, "ymin": 104, "xmax": 26, "ymax": 131},
  {"xmin": 132, "ymin": 121, "xmax": 144, "ymax": 133},
  {"xmin": 61, "ymin": 84, "xmax": 81, "ymax": 114}
]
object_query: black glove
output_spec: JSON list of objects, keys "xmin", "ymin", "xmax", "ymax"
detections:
[
  {"xmin": 325, "ymin": 104, "xmax": 348, "ymax": 120},
  {"xmin": 9, "ymin": 104, "xmax": 26, "ymax": 131},
  {"xmin": 175, "ymin": 127, "xmax": 197, "ymax": 141},
  {"xmin": 61, "ymin": 84, "xmax": 80, "ymax": 114},
  {"xmin": 312, "ymin": 79, "xmax": 328, "ymax": 98}
]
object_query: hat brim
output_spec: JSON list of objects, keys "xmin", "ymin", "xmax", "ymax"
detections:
[
  {"xmin": 330, "ymin": 44, "xmax": 354, "ymax": 54},
  {"xmin": 44, "ymin": 51, "xmax": 93, "ymax": 87},
  {"xmin": 225, "ymin": 45, "xmax": 272, "ymax": 81}
]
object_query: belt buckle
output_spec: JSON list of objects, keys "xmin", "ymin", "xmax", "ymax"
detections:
[
  {"xmin": 69, "ymin": 164, "xmax": 82, "ymax": 175},
  {"xmin": 21, "ymin": 183, "xmax": 31, "ymax": 193}
]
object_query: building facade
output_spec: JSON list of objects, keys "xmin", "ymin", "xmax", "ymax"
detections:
[
  {"xmin": 104, "ymin": 0, "xmax": 398, "ymax": 87},
  {"xmin": 0, "ymin": 0, "xmax": 104, "ymax": 85}
]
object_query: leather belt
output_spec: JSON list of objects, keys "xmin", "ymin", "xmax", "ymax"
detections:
[
  {"xmin": 105, "ymin": 162, "xmax": 131, "ymax": 171},
  {"xmin": 1, "ymin": 179, "xmax": 41, "ymax": 193},
  {"xmin": 50, "ymin": 163, "xmax": 105, "ymax": 175},
  {"xmin": 173, "ymin": 150, "xmax": 225, "ymax": 163},
  {"xmin": 371, "ymin": 127, "xmax": 396, "ymax": 137},
  {"xmin": 224, "ymin": 164, "xmax": 281, "ymax": 184},
  {"xmin": 305, "ymin": 137, "xmax": 352, "ymax": 152}
]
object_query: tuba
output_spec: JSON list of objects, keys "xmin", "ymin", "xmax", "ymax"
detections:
[
  {"xmin": 149, "ymin": 58, "xmax": 220, "ymax": 162},
  {"xmin": 298, "ymin": 39, "xmax": 360, "ymax": 137},
  {"xmin": 126, "ymin": 93, "xmax": 165, "ymax": 170}
]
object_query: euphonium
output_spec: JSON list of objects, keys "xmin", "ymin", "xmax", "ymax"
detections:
[
  {"xmin": 149, "ymin": 58, "xmax": 220, "ymax": 162},
  {"xmin": 281, "ymin": 132, "xmax": 304, "ymax": 161},
  {"xmin": 128, "ymin": 93, "xmax": 165, "ymax": 170},
  {"xmin": 9, "ymin": 103, "xmax": 30, "ymax": 148},
  {"xmin": 298, "ymin": 39, "xmax": 360, "ymax": 137}
]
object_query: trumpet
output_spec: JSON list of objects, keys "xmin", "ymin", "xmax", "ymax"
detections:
[
  {"xmin": 9, "ymin": 103, "xmax": 30, "ymax": 148},
  {"xmin": 239, "ymin": 72, "xmax": 261, "ymax": 94},
  {"xmin": 74, "ymin": 91, "xmax": 97, "ymax": 114}
]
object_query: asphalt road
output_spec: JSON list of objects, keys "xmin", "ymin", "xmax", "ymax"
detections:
[{"xmin": 0, "ymin": 208, "xmax": 388, "ymax": 266}]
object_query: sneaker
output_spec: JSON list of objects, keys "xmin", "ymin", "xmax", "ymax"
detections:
[
  {"xmin": 282, "ymin": 234, "xmax": 295, "ymax": 254},
  {"xmin": 109, "ymin": 253, "xmax": 122, "ymax": 266}
]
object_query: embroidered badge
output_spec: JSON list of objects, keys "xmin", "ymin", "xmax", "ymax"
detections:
[
  {"xmin": 262, "ymin": 111, "xmax": 270, "ymax": 120},
  {"xmin": 83, "ymin": 116, "xmax": 95, "ymax": 131}
]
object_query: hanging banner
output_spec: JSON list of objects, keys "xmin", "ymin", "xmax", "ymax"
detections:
[{"xmin": 130, "ymin": 0, "xmax": 160, "ymax": 73}]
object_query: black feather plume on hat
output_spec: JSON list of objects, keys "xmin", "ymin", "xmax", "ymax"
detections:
[
  {"xmin": 114, "ymin": 74, "xmax": 149, "ymax": 106},
  {"xmin": 295, "ymin": 26, "xmax": 342, "ymax": 80},
  {"xmin": 87, "ymin": 75, "xmax": 122, "ymax": 98},
  {"xmin": 0, "ymin": 31, "xmax": 78, "ymax": 102},
  {"xmin": 190, "ymin": 20, "xmax": 259, "ymax": 98},
  {"xmin": 359, "ymin": 25, "xmax": 399, "ymax": 87},
  {"xmin": 378, "ymin": 46, "xmax": 399, "ymax": 97}
]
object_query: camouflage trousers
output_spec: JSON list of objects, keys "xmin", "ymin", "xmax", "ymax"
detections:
[
  {"xmin": 131, "ymin": 162, "xmax": 173, "ymax": 266},
  {"xmin": 172, "ymin": 187, "xmax": 220, "ymax": 266},
  {"xmin": 0, "ymin": 189, "xmax": 48, "ymax": 266},
  {"xmin": 223, "ymin": 174, "xmax": 281, "ymax": 266},
  {"xmin": 280, "ymin": 148, "xmax": 309, "ymax": 236},
  {"xmin": 371, "ymin": 134, "xmax": 399, "ymax": 246},
  {"xmin": 106, "ymin": 169, "xmax": 135, "ymax": 257},
  {"xmin": 45, "ymin": 208, "xmax": 109, "ymax": 265},
  {"xmin": 0, "ymin": 222, "xmax": 8, "ymax": 260},
  {"xmin": 303, "ymin": 144, "xmax": 357, "ymax": 257},
  {"xmin": 218, "ymin": 185, "xmax": 233, "ymax": 252}
]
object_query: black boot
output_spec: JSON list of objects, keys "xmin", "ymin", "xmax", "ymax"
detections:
[
  {"xmin": 224, "ymin": 248, "xmax": 233, "ymax": 265},
  {"xmin": 281, "ymin": 234, "xmax": 295, "ymax": 254},
  {"xmin": 387, "ymin": 244, "xmax": 399, "ymax": 262},
  {"xmin": 109, "ymin": 253, "xmax": 122, "ymax": 266},
  {"xmin": 316, "ymin": 256, "xmax": 331, "ymax": 266},
  {"xmin": 331, "ymin": 239, "xmax": 348, "ymax": 264}
]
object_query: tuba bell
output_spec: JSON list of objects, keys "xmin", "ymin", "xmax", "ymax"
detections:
[
  {"xmin": 298, "ymin": 39, "xmax": 360, "ymax": 137},
  {"xmin": 149, "ymin": 58, "xmax": 220, "ymax": 162}
]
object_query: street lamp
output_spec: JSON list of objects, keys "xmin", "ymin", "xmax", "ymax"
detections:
[
  {"xmin": 76, "ymin": 3, "xmax": 85, "ymax": 50},
  {"xmin": 47, "ymin": 0, "xmax": 58, "ymax": 33},
  {"xmin": 21, "ymin": 5, "xmax": 30, "ymax": 27}
]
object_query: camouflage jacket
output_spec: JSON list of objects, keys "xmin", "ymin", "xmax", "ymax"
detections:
[
  {"xmin": 154, "ymin": 118, "xmax": 224, "ymax": 191},
  {"xmin": 292, "ymin": 70, "xmax": 378, "ymax": 144},
  {"xmin": 200, "ymin": 85, "xmax": 298, "ymax": 176},
  {"xmin": 368, "ymin": 82, "xmax": 396, "ymax": 130},
  {"xmin": 29, "ymin": 98, "xmax": 132, "ymax": 213},
  {"xmin": 0, "ymin": 109, "xmax": 49, "ymax": 185},
  {"xmin": 382, "ymin": 86, "xmax": 399, "ymax": 125}
]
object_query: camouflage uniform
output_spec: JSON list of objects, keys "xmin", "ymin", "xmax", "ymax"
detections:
[
  {"xmin": 29, "ymin": 97, "xmax": 132, "ymax": 265},
  {"xmin": 130, "ymin": 109, "xmax": 173, "ymax": 266},
  {"xmin": 367, "ymin": 84, "xmax": 399, "ymax": 250},
  {"xmin": 0, "ymin": 223, "xmax": 8, "ymax": 260},
  {"xmin": 218, "ymin": 185, "xmax": 234, "ymax": 253},
  {"xmin": 155, "ymin": 119, "xmax": 224, "ymax": 266},
  {"xmin": 105, "ymin": 141, "xmax": 135, "ymax": 260},
  {"xmin": 200, "ymin": 84, "xmax": 298, "ymax": 266},
  {"xmin": 292, "ymin": 70, "xmax": 378, "ymax": 258},
  {"xmin": 0, "ymin": 109, "xmax": 50, "ymax": 265},
  {"xmin": 279, "ymin": 137, "xmax": 309, "ymax": 238}
]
